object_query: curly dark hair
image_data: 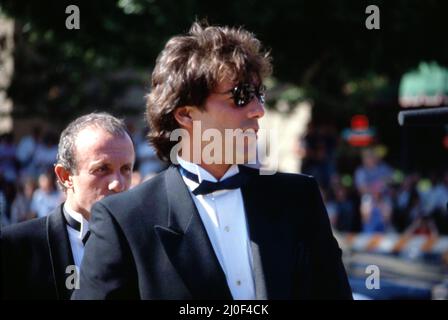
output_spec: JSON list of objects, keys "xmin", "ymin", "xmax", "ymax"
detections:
[{"xmin": 145, "ymin": 22, "xmax": 272, "ymax": 161}]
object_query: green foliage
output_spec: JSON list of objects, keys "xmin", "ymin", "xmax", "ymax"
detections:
[{"xmin": 2, "ymin": 0, "xmax": 447, "ymax": 120}]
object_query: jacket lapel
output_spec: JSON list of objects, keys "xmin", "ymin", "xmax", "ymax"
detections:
[
  {"xmin": 46, "ymin": 205, "xmax": 75, "ymax": 300},
  {"xmin": 154, "ymin": 166, "xmax": 232, "ymax": 299},
  {"xmin": 240, "ymin": 166, "xmax": 301, "ymax": 299},
  {"xmin": 248, "ymin": 240, "xmax": 268, "ymax": 299}
]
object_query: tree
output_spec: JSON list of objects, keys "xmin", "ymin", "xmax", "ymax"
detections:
[{"xmin": 2, "ymin": 0, "xmax": 447, "ymax": 122}]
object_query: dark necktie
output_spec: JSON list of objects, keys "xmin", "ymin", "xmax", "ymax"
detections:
[
  {"xmin": 179, "ymin": 167, "xmax": 247, "ymax": 195},
  {"xmin": 63, "ymin": 210, "xmax": 90, "ymax": 246}
]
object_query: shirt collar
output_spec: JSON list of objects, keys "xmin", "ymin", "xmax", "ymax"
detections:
[
  {"xmin": 176, "ymin": 153, "xmax": 239, "ymax": 183},
  {"xmin": 63, "ymin": 202, "xmax": 90, "ymax": 241}
]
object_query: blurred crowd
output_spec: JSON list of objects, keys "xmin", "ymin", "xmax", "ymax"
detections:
[
  {"xmin": 0, "ymin": 124, "xmax": 168, "ymax": 226},
  {"xmin": 298, "ymin": 123, "xmax": 448, "ymax": 236},
  {"xmin": 1, "ymin": 122, "xmax": 447, "ymax": 234}
]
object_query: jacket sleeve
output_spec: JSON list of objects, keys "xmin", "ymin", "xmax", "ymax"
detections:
[
  {"xmin": 71, "ymin": 201, "xmax": 139, "ymax": 299},
  {"xmin": 307, "ymin": 178, "xmax": 353, "ymax": 300}
]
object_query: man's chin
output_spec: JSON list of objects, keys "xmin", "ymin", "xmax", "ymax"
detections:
[
  {"xmin": 231, "ymin": 150, "xmax": 257, "ymax": 165},
  {"xmin": 94, "ymin": 195, "xmax": 107, "ymax": 203},
  {"xmin": 97, "ymin": 191, "xmax": 122, "ymax": 200}
]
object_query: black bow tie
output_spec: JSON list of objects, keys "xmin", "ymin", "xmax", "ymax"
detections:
[
  {"xmin": 179, "ymin": 167, "xmax": 247, "ymax": 195},
  {"xmin": 63, "ymin": 209, "xmax": 90, "ymax": 245}
]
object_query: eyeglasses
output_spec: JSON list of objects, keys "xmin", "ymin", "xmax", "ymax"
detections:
[{"xmin": 217, "ymin": 83, "xmax": 266, "ymax": 108}]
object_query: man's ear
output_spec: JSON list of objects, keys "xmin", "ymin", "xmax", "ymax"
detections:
[
  {"xmin": 54, "ymin": 164, "xmax": 72, "ymax": 189},
  {"xmin": 173, "ymin": 106, "xmax": 196, "ymax": 130}
]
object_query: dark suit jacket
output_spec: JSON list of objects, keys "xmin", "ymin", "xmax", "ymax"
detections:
[
  {"xmin": 72, "ymin": 165, "xmax": 352, "ymax": 300},
  {"xmin": 1, "ymin": 204, "xmax": 75, "ymax": 299}
]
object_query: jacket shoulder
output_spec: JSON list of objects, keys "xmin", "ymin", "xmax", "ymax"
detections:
[
  {"xmin": 1, "ymin": 217, "xmax": 47, "ymax": 244},
  {"xmin": 1, "ymin": 217, "xmax": 50, "ymax": 276},
  {"xmin": 242, "ymin": 165, "xmax": 317, "ymax": 188}
]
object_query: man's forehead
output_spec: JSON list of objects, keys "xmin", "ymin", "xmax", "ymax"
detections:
[
  {"xmin": 214, "ymin": 79, "xmax": 237, "ymax": 91},
  {"xmin": 73, "ymin": 137, "xmax": 134, "ymax": 169},
  {"xmin": 214, "ymin": 76, "xmax": 261, "ymax": 90},
  {"xmin": 75, "ymin": 126, "xmax": 121, "ymax": 142},
  {"xmin": 74, "ymin": 127, "xmax": 131, "ymax": 154},
  {"xmin": 77, "ymin": 124, "xmax": 108, "ymax": 135},
  {"xmin": 217, "ymin": 68, "xmax": 260, "ymax": 82}
]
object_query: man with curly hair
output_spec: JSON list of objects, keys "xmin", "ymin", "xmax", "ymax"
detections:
[{"xmin": 73, "ymin": 22, "xmax": 352, "ymax": 300}]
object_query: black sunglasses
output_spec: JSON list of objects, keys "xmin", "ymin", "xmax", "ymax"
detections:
[{"xmin": 219, "ymin": 83, "xmax": 266, "ymax": 108}]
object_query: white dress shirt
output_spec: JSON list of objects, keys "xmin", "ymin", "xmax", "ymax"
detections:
[
  {"xmin": 64, "ymin": 203, "xmax": 89, "ymax": 268},
  {"xmin": 177, "ymin": 155, "xmax": 256, "ymax": 300}
]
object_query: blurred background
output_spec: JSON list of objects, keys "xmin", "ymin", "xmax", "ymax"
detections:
[{"xmin": 0, "ymin": 0, "xmax": 447, "ymax": 299}]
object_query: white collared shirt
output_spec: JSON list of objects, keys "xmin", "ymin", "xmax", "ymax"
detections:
[
  {"xmin": 177, "ymin": 155, "xmax": 255, "ymax": 300},
  {"xmin": 64, "ymin": 203, "xmax": 89, "ymax": 268}
]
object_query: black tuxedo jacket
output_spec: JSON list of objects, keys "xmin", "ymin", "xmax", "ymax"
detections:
[
  {"xmin": 1, "ymin": 204, "xmax": 75, "ymax": 299},
  {"xmin": 72, "ymin": 165, "xmax": 352, "ymax": 300}
]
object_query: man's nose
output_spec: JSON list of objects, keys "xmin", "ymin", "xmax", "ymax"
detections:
[
  {"xmin": 247, "ymin": 99, "xmax": 265, "ymax": 119},
  {"xmin": 108, "ymin": 175, "xmax": 125, "ymax": 193}
]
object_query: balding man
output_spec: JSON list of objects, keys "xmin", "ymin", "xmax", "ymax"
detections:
[{"xmin": 1, "ymin": 112, "xmax": 135, "ymax": 299}]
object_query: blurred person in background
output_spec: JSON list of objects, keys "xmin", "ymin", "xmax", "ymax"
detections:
[
  {"xmin": 0, "ymin": 172, "xmax": 17, "ymax": 226},
  {"xmin": 392, "ymin": 173, "xmax": 421, "ymax": 232},
  {"xmin": 331, "ymin": 185, "xmax": 361, "ymax": 233},
  {"xmin": 423, "ymin": 171, "xmax": 448, "ymax": 234},
  {"xmin": 10, "ymin": 176, "xmax": 37, "ymax": 224},
  {"xmin": 1, "ymin": 112, "xmax": 135, "ymax": 299},
  {"xmin": 0, "ymin": 132, "xmax": 18, "ymax": 183},
  {"xmin": 16, "ymin": 126, "xmax": 42, "ymax": 178},
  {"xmin": 361, "ymin": 187, "xmax": 394, "ymax": 233},
  {"xmin": 298, "ymin": 123, "xmax": 338, "ymax": 189},
  {"xmin": 136, "ymin": 127, "xmax": 168, "ymax": 180},
  {"xmin": 32, "ymin": 131, "xmax": 58, "ymax": 177},
  {"xmin": 30, "ymin": 170, "xmax": 64, "ymax": 218},
  {"xmin": 0, "ymin": 173, "xmax": 9, "ymax": 226},
  {"xmin": 355, "ymin": 147, "xmax": 393, "ymax": 196}
]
